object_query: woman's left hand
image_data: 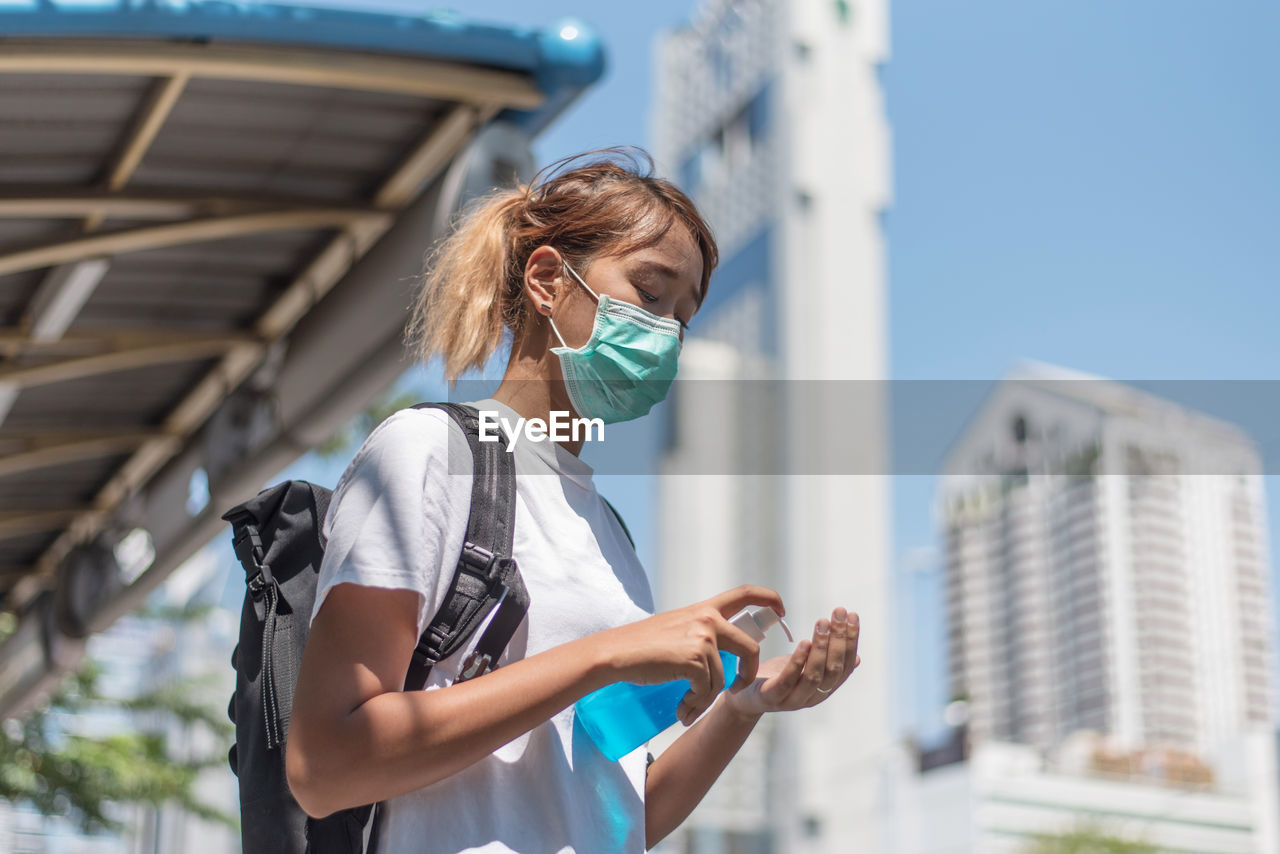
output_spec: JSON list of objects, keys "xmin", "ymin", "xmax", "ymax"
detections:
[{"xmin": 721, "ymin": 607, "xmax": 860, "ymax": 719}]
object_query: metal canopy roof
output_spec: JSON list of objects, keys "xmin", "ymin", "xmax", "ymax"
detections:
[{"xmin": 0, "ymin": 1, "xmax": 602, "ymax": 716}]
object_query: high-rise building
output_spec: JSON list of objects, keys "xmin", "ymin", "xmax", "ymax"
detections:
[
  {"xmin": 652, "ymin": 1, "xmax": 892, "ymax": 852},
  {"xmin": 940, "ymin": 365, "xmax": 1276, "ymax": 757}
]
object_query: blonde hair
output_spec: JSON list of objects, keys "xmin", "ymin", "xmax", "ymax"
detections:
[{"xmin": 408, "ymin": 148, "xmax": 717, "ymax": 382}]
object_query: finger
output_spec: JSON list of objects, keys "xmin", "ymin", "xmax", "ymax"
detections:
[
  {"xmin": 784, "ymin": 618, "xmax": 831, "ymax": 707},
  {"xmin": 842, "ymin": 611, "xmax": 861, "ymax": 678},
  {"xmin": 760, "ymin": 641, "xmax": 810, "ymax": 705},
  {"xmin": 706, "ymin": 584, "xmax": 785, "ymax": 620},
  {"xmin": 679, "ymin": 658, "xmax": 713, "ymax": 725},
  {"xmin": 677, "ymin": 691, "xmax": 698, "ymax": 725},
  {"xmin": 818, "ymin": 608, "xmax": 848, "ymax": 693},
  {"xmin": 712, "ymin": 620, "xmax": 762, "ymax": 691},
  {"xmin": 705, "ymin": 646, "xmax": 726, "ymax": 705},
  {"xmin": 684, "ymin": 643, "xmax": 728, "ymax": 724}
]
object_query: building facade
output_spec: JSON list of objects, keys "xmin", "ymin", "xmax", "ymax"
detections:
[
  {"xmin": 652, "ymin": 1, "xmax": 892, "ymax": 851},
  {"xmin": 886, "ymin": 735, "xmax": 1280, "ymax": 854},
  {"xmin": 940, "ymin": 367, "xmax": 1276, "ymax": 758}
]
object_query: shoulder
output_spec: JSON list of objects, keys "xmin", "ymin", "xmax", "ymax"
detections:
[
  {"xmin": 355, "ymin": 405, "xmax": 454, "ymax": 458},
  {"xmin": 327, "ymin": 407, "xmax": 470, "ymax": 518},
  {"xmin": 340, "ymin": 407, "xmax": 464, "ymax": 479}
]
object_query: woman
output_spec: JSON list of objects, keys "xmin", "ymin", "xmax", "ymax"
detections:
[{"xmin": 286, "ymin": 150, "xmax": 860, "ymax": 852}]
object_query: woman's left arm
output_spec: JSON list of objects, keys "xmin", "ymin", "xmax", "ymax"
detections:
[{"xmin": 644, "ymin": 609, "xmax": 861, "ymax": 849}]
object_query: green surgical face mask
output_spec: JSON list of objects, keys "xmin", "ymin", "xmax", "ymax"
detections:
[{"xmin": 546, "ymin": 260, "xmax": 683, "ymax": 425}]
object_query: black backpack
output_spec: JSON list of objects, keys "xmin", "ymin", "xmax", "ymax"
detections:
[{"xmin": 222, "ymin": 402, "xmax": 530, "ymax": 854}]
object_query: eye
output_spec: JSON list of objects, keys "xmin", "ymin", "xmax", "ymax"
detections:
[{"xmin": 635, "ymin": 283, "xmax": 689, "ymax": 333}]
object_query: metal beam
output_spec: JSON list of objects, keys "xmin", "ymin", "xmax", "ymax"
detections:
[
  {"xmin": 0, "ymin": 327, "xmax": 261, "ymax": 355},
  {"xmin": 0, "ymin": 434, "xmax": 157, "ymax": 480},
  {"xmin": 0, "ymin": 209, "xmax": 392, "ymax": 278},
  {"xmin": 0, "ymin": 428, "xmax": 163, "ymax": 447},
  {"xmin": 0, "ymin": 190, "xmax": 381, "ymax": 221},
  {"xmin": 0, "ymin": 384, "xmax": 17, "ymax": 427},
  {"xmin": 0, "ymin": 40, "xmax": 543, "ymax": 108},
  {"xmin": 0, "ymin": 511, "xmax": 85, "ymax": 542},
  {"xmin": 104, "ymin": 74, "xmax": 190, "ymax": 194},
  {"xmin": 0, "ymin": 339, "xmax": 247, "ymax": 391},
  {"xmin": 261, "ymin": 104, "xmax": 493, "ymax": 337},
  {"xmin": 374, "ymin": 103, "xmax": 482, "ymax": 209},
  {"xmin": 26, "ymin": 259, "xmax": 111, "ymax": 343}
]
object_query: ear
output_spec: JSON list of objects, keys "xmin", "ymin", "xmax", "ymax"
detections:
[{"xmin": 523, "ymin": 245, "xmax": 564, "ymax": 316}]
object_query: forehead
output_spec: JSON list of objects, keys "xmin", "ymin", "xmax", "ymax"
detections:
[{"xmin": 616, "ymin": 222, "xmax": 702, "ymax": 282}]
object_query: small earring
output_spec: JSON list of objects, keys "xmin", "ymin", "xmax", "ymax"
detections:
[{"xmin": 540, "ymin": 303, "xmax": 552, "ymax": 315}]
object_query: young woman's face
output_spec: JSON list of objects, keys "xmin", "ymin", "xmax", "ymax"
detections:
[{"xmin": 556, "ymin": 223, "xmax": 704, "ymax": 348}]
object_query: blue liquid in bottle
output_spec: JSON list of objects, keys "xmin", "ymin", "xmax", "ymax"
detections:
[{"xmin": 575, "ymin": 651, "xmax": 740, "ymax": 761}]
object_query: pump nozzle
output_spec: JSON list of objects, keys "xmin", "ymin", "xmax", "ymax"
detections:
[{"xmin": 729, "ymin": 606, "xmax": 794, "ymax": 643}]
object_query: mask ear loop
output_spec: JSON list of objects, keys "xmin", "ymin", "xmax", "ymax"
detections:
[
  {"xmin": 545, "ymin": 257, "xmax": 599, "ymax": 349},
  {"xmin": 542, "ymin": 302, "xmax": 569, "ymax": 349},
  {"xmin": 562, "ymin": 259, "xmax": 602, "ymax": 303}
]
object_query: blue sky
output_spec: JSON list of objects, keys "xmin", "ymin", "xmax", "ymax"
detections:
[
  {"xmin": 886, "ymin": 0, "xmax": 1280, "ymax": 739},
  {"xmin": 261, "ymin": 0, "xmax": 1280, "ymax": 740}
]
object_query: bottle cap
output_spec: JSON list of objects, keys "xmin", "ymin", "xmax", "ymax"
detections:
[{"xmin": 729, "ymin": 606, "xmax": 794, "ymax": 643}]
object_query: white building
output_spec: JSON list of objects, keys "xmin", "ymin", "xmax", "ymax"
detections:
[
  {"xmin": 652, "ymin": 1, "xmax": 892, "ymax": 851},
  {"xmin": 940, "ymin": 365, "xmax": 1276, "ymax": 759},
  {"xmin": 886, "ymin": 734, "xmax": 1280, "ymax": 854}
]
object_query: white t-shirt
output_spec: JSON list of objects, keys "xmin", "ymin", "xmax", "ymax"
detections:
[{"xmin": 310, "ymin": 399, "xmax": 655, "ymax": 853}]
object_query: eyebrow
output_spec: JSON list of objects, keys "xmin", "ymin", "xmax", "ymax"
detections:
[{"xmin": 634, "ymin": 259, "xmax": 704, "ymax": 309}]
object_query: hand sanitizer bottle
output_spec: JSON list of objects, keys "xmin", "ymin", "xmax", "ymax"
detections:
[{"xmin": 575, "ymin": 606, "xmax": 794, "ymax": 761}]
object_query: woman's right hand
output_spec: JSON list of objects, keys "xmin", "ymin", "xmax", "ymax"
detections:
[{"xmin": 595, "ymin": 585, "xmax": 785, "ymax": 725}]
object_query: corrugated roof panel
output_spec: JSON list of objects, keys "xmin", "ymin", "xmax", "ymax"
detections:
[
  {"xmin": 0, "ymin": 72, "xmax": 151, "ymax": 121},
  {"xmin": 0, "ymin": 453, "xmax": 131, "ymax": 507},
  {"xmin": 0, "ymin": 532, "xmax": 60, "ymax": 574},
  {"xmin": 0, "ymin": 73, "xmax": 152, "ymax": 185},
  {"xmin": 2, "ymin": 359, "xmax": 220, "ymax": 431},
  {"xmin": 0, "ymin": 271, "xmax": 45, "ymax": 327},
  {"xmin": 133, "ymin": 78, "xmax": 446, "ymax": 201},
  {"xmin": 132, "ymin": 155, "xmax": 376, "ymax": 200},
  {"xmin": 92, "ymin": 221, "xmax": 331, "ymax": 270},
  {"xmin": 157, "ymin": 77, "xmax": 448, "ymax": 139},
  {"xmin": 0, "ymin": 220, "xmax": 74, "ymax": 246},
  {"xmin": 80, "ymin": 267, "xmax": 276, "ymax": 330},
  {"xmin": 74, "ymin": 227, "xmax": 334, "ymax": 330}
]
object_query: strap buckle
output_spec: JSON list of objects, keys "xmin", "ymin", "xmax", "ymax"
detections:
[
  {"xmin": 232, "ymin": 525, "xmax": 272, "ymax": 587},
  {"xmin": 459, "ymin": 542, "xmax": 505, "ymax": 581}
]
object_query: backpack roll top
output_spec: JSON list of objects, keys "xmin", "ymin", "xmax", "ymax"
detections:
[
  {"xmin": 223, "ymin": 480, "xmax": 352, "ymax": 853},
  {"xmin": 224, "ymin": 481, "xmax": 331, "ymax": 753}
]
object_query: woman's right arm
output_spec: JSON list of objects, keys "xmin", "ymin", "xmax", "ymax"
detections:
[{"xmin": 285, "ymin": 581, "xmax": 782, "ymax": 818}]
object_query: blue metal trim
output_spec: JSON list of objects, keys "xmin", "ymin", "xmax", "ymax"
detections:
[{"xmin": 0, "ymin": 2, "xmax": 604, "ymax": 133}]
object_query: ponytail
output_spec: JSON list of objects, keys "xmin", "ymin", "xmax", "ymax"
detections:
[
  {"xmin": 407, "ymin": 147, "xmax": 718, "ymax": 383},
  {"xmin": 407, "ymin": 190, "xmax": 525, "ymax": 382}
]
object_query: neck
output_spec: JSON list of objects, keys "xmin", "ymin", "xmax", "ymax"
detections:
[{"xmin": 491, "ymin": 327, "xmax": 585, "ymax": 456}]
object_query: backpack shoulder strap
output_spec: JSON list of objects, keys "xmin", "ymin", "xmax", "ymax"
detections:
[
  {"xmin": 402, "ymin": 402, "xmax": 528, "ymax": 691},
  {"xmin": 601, "ymin": 497, "xmax": 635, "ymax": 550}
]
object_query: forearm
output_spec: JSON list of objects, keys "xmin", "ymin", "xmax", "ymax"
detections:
[
  {"xmin": 288, "ymin": 635, "xmax": 612, "ymax": 817},
  {"xmin": 644, "ymin": 694, "xmax": 762, "ymax": 848}
]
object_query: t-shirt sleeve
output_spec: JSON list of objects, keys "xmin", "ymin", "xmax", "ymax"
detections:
[{"xmin": 310, "ymin": 407, "xmax": 473, "ymax": 641}]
